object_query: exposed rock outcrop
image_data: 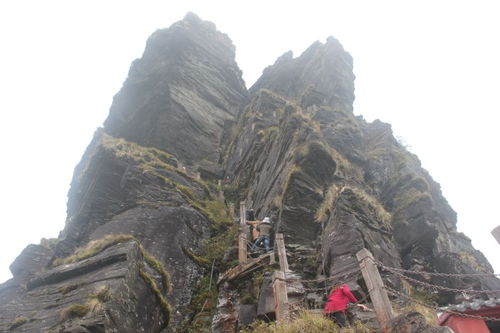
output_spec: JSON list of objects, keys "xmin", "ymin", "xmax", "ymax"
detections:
[
  {"xmin": 1, "ymin": 13, "xmax": 499, "ymax": 333},
  {"xmin": 104, "ymin": 12, "xmax": 248, "ymax": 166}
]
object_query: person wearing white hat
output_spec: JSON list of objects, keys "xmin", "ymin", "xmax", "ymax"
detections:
[{"xmin": 252, "ymin": 217, "xmax": 273, "ymax": 252}]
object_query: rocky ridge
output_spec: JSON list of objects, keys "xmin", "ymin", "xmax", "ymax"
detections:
[{"xmin": 1, "ymin": 13, "xmax": 499, "ymax": 333}]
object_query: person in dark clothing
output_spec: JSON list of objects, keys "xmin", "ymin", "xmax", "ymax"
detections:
[
  {"xmin": 323, "ymin": 283, "xmax": 368, "ymax": 327},
  {"xmin": 246, "ymin": 209, "xmax": 255, "ymax": 221},
  {"xmin": 251, "ymin": 217, "xmax": 272, "ymax": 252}
]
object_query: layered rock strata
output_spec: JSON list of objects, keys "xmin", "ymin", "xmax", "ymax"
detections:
[{"xmin": 1, "ymin": 13, "xmax": 499, "ymax": 333}]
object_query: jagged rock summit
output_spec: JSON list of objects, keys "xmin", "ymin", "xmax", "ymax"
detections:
[
  {"xmin": 1, "ymin": 13, "xmax": 499, "ymax": 333},
  {"xmin": 105, "ymin": 12, "xmax": 248, "ymax": 165}
]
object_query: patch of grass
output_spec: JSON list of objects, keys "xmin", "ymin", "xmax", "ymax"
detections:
[
  {"xmin": 53, "ymin": 234, "xmax": 135, "ymax": 266},
  {"xmin": 398, "ymin": 303, "xmax": 437, "ymax": 326},
  {"xmin": 393, "ymin": 188, "xmax": 432, "ymax": 213},
  {"xmin": 60, "ymin": 303, "xmax": 90, "ymax": 320},
  {"xmin": 60, "ymin": 286, "xmax": 112, "ymax": 321},
  {"xmin": 177, "ymin": 189, "xmax": 231, "ymax": 233},
  {"xmin": 343, "ymin": 186, "xmax": 392, "ymax": 225},
  {"xmin": 459, "ymin": 252, "xmax": 489, "ymax": 273},
  {"xmin": 256, "ymin": 126, "xmax": 279, "ymax": 144},
  {"xmin": 183, "ymin": 247, "xmax": 212, "ymax": 267},
  {"xmin": 89, "ymin": 285, "xmax": 111, "ymax": 302},
  {"xmin": 54, "ymin": 234, "xmax": 172, "ymax": 295},
  {"xmin": 240, "ymin": 311, "xmax": 373, "ymax": 333},
  {"xmin": 86, "ymin": 285, "xmax": 112, "ymax": 313},
  {"xmin": 183, "ymin": 275, "xmax": 219, "ymax": 332},
  {"xmin": 182, "ymin": 223, "xmax": 238, "ymax": 330},
  {"xmin": 9, "ymin": 316, "xmax": 29, "ymax": 330},
  {"xmin": 189, "ymin": 223, "xmax": 238, "ymax": 271},
  {"xmin": 315, "ymin": 185, "xmax": 342, "ymax": 223},
  {"xmin": 342, "ymin": 321, "xmax": 373, "ymax": 333},
  {"xmin": 57, "ymin": 234, "xmax": 172, "ymax": 326},
  {"xmin": 139, "ymin": 270, "xmax": 171, "ymax": 325},
  {"xmin": 396, "ymin": 281, "xmax": 438, "ymax": 325},
  {"xmin": 241, "ymin": 312, "xmax": 339, "ymax": 333},
  {"xmin": 101, "ymin": 134, "xmax": 211, "ymax": 196},
  {"xmin": 101, "ymin": 134, "xmax": 177, "ymax": 168},
  {"xmin": 140, "ymin": 245, "xmax": 172, "ymax": 293},
  {"xmin": 61, "ymin": 283, "xmax": 80, "ymax": 295}
]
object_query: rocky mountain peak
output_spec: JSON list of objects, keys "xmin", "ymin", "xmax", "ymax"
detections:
[
  {"xmin": 250, "ymin": 36, "xmax": 355, "ymax": 112},
  {"xmin": 1, "ymin": 14, "xmax": 499, "ymax": 333},
  {"xmin": 104, "ymin": 14, "xmax": 248, "ymax": 166}
]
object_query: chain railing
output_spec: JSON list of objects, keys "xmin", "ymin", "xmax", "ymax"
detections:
[
  {"xmin": 385, "ymin": 285, "xmax": 500, "ymax": 322},
  {"xmin": 373, "ymin": 258, "xmax": 500, "ymax": 278},
  {"xmin": 376, "ymin": 260, "xmax": 500, "ymax": 295}
]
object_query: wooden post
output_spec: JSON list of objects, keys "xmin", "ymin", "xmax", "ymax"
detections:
[
  {"xmin": 238, "ymin": 233, "xmax": 247, "ymax": 264},
  {"xmin": 218, "ymin": 180, "xmax": 224, "ymax": 200},
  {"xmin": 356, "ymin": 248, "xmax": 393, "ymax": 333},
  {"xmin": 228, "ymin": 203, "xmax": 235, "ymax": 220},
  {"xmin": 238, "ymin": 201, "xmax": 248, "ymax": 264},
  {"xmin": 276, "ymin": 233, "xmax": 290, "ymax": 272},
  {"xmin": 492, "ymin": 226, "xmax": 500, "ymax": 245},
  {"xmin": 270, "ymin": 248, "xmax": 276, "ymax": 264},
  {"xmin": 240, "ymin": 201, "xmax": 246, "ymax": 227},
  {"xmin": 273, "ymin": 271, "xmax": 290, "ymax": 324}
]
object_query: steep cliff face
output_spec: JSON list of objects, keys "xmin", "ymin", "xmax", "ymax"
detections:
[
  {"xmin": 1, "ymin": 13, "xmax": 499, "ymax": 333},
  {"xmin": 225, "ymin": 39, "xmax": 500, "ymax": 304},
  {"xmin": 104, "ymin": 12, "xmax": 248, "ymax": 166}
]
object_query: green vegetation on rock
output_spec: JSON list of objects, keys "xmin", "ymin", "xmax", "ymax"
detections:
[
  {"xmin": 182, "ymin": 275, "xmax": 218, "ymax": 332},
  {"xmin": 343, "ymin": 186, "xmax": 392, "ymax": 225},
  {"xmin": 139, "ymin": 270, "xmax": 172, "ymax": 324},
  {"xmin": 101, "ymin": 134, "xmax": 177, "ymax": 169},
  {"xmin": 239, "ymin": 312, "xmax": 372, "ymax": 333},
  {"xmin": 53, "ymin": 234, "xmax": 135, "ymax": 266},
  {"xmin": 60, "ymin": 303, "xmax": 91, "ymax": 320},
  {"xmin": 315, "ymin": 185, "xmax": 342, "ymax": 223},
  {"xmin": 9, "ymin": 316, "xmax": 29, "ymax": 330}
]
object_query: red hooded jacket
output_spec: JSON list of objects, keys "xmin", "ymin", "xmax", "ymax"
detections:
[{"xmin": 323, "ymin": 284, "xmax": 358, "ymax": 314}]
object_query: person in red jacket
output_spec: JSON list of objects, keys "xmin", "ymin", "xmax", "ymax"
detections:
[{"xmin": 323, "ymin": 283, "xmax": 368, "ymax": 327}]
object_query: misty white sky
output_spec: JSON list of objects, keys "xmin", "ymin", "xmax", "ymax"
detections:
[{"xmin": 0, "ymin": 0, "xmax": 499, "ymax": 283}]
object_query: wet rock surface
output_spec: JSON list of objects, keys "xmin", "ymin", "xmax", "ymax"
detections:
[
  {"xmin": 0, "ymin": 241, "xmax": 168, "ymax": 333},
  {"xmin": 2, "ymin": 13, "xmax": 499, "ymax": 333}
]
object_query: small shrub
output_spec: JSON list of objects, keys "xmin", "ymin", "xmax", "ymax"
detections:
[
  {"xmin": 89, "ymin": 285, "xmax": 111, "ymax": 303},
  {"xmin": 86, "ymin": 285, "xmax": 112, "ymax": 313},
  {"xmin": 61, "ymin": 283, "xmax": 80, "ymax": 295},
  {"xmin": 240, "ymin": 294, "xmax": 255, "ymax": 305},
  {"xmin": 60, "ymin": 303, "xmax": 90, "ymax": 320},
  {"xmin": 9, "ymin": 316, "xmax": 29, "ymax": 330}
]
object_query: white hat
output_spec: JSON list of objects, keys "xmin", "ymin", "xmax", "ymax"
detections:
[{"xmin": 262, "ymin": 217, "xmax": 271, "ymax": 223}]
